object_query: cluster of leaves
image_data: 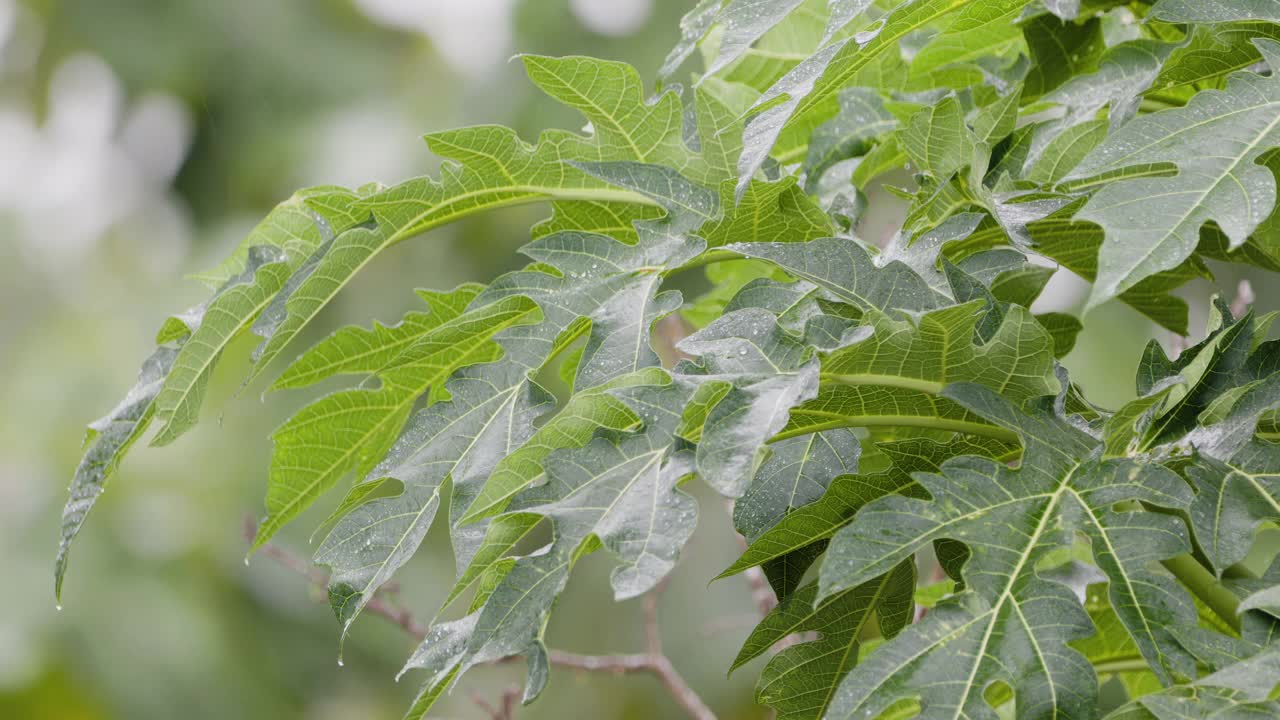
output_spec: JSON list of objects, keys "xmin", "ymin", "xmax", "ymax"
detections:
[{"xmin": 60, "ymin": 1, "xmax": 1280, "ymax": 718}]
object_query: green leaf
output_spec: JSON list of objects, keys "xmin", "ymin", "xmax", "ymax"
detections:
[
  {"xmin": 658, "ymin": 0, "xmax": 721, "ymax": 80},
  {"xmin": 186, "ymin": 186, "xmax": 359, "ymax": 288},
  {"xmin": 1139, "ymin": 302, "xmax": 1256, "ymax": 449},
  {"xmin": 400, "ymin": 381, "xmax": 697, "ymax": 710},
  {"xmin": 1073, "ymin": 594, "xmax": 1162, "ymax": 699},
  {"xmin": 676, "ymin": 307, "xmax": 822, "ymax": 496},
  {"xmin": 316, "ymin": 366, "xmax": 553, "ymax": 640},
  {"xmin": 727, "ymin": 236, "xmax": 945, "ymax": 312},
  {"xmin": 241, "ymin": 55, "xmax": 700, "ymax": 389},
  {"xmin": 156, "ymin": 191, "xmax": 362, "ymax": 445},
  {"xmin": 820, "ymin": 383, "xmax": 1201, "ymax": 716},
  {"xmin": 1037, "ymin": 312, "xmax": 1084, "ymax": 358},
  {"xmin": 783, "ymin": 300, "xmax": 1059, "ymax": 445},
  {"xmin": 1240, "ymin": 584, "xmax": 1280, "ymax": 615},
  {"xmin": 62, "ymin": 6, "xmax": 1280, "ymax": 719},
  {"xmin": 682, "ymin": 260, "xmax": 790, "ymax": 329},
  {"xmin": 1184, "ymin": 373, "xmax": 1280, "ymax": 574},
  {"xmin": 1028, "ymin": 119, "xmax": 1108, "ymax": 185},
  {"xmin": 703, "ymin": 0, "xmax": 809, "ymax": 79},
  {"xmin": 733, "ymin": 428, "xmax": 861, "ymax": 542},
  {"xmin": 737, "ymin": 0, "xmax": 981, "ymax": 195},
  {"xmin": 251, "ymin": 293, "xmax": 543, "ymax": 552},
  {"xmin": 457, "ymin": 368, "xmax": 662, "ymax": 525},
  {"xmin": 1103, "ymin": 377, "xmax": 1184, "ymax": 458},
  {"xmin": 738, "ymin": 562, "xmax": 916, "ymax": 720},
  {"xmin": 702, "ymin": 177, "xmax": 834, "ymax": 247},
  {"xmin": 900, "ymin": 95, "xmax": 976, "ymax": 180},
  {"xmin": 1022, "ymin": 12, "xmax": 1105, "ymax": 99},
  {"xmin": 55, "ymin": 347, "xmax": 176, "ymax": 602},
  {"xmin": 56, "ymin": 189, "xmax": 362, "ymax": 597},
  {"xmin": 320, "ymin": 158, "xmax": 717, "ymax": 701},
  {"xmin": 270, "ymin": 284, "xmax": 482, "ymax": 391},
  {"xmin": 1023, "ymin": 214, "xmax": 1208, "ymax": 334},
  {"xmin": 1105, "ymin": 644, "xmax": 1280, "ymax": 719},
  {"xmin": 1150, "ymin": 0, "xmax": 1280, "ymax": 23},
  {"xmin": 803, "ymin": 87, "xmax": 896, "ymax": 188},
  {"xmin": 905, "ymin": 0, "xmax": 1031, "ymax": 92},
  {"xmin": 720, "ymin": 435, "xmax": 1013, "ymax": 585},
  {"xmin": 1067, "ymin": 39, "xmax": 1280, "ymax": 309},
  {"xmin": 1156, "ymin": 22, "xmax": 1280, "ymax": 91}
]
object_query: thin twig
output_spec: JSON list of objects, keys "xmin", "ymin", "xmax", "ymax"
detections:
[
  {"xmin": 914, "ymin": 561, "xmax": 948, "ymax": 622},
  {"xmin": 725, "ymin": 500, "xmax": 778, "ymax": 617},
  {"xmin": 242, "ymin": 516, "xmax": 717, "ymax": 720},
  {"xmin": 1172, "ymin": 279, "xmax": 1255, "ymax": 359},
  {"xmin": 499, "ymin": 686, "xmax": 519, "ymax": 719},
  {"xmin": 643, "ymin": 576, "xmax": 669, "ymax": 655},
  {"xmin": 1231, "ymin": 279, "xmax": 1256, "ymax": 319},
  {"xmin": 655, "ymin": 314, "xmax": 695, "ymax": 367},
  {"xmin": 470, "ymin": 690, "xmax": 500, "ymax": 719},
  {"xmin": 242, "ymin": 516, "xmax": 427, "ymax": 638},
  {"xmin": 471, "ymin": 686, "xmax": 520, "ymax": 720},
  {"xmin": 699, "ymin": 613, "xmax": 764, "ymax": 637}
]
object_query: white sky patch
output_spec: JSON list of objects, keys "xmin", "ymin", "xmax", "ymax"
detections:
[
  {"xmin": 570, "ymin": 0, "xmax": 653, "ymax": 37},
  {"xmin": 355, "ymin": 0, "xmax": 516, "ymax": 77}
]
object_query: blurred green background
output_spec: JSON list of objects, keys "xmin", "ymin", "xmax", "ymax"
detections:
[{"xmin": 0, "ymin": 1, "xmax": 1272, "ymax": 719}]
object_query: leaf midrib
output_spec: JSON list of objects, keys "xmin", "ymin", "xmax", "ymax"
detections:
[{"xmin": 771, "ymin": 412, "xmax": 1019, "ymax": 444}]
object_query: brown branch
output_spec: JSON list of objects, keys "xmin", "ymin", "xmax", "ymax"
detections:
[
  {"xmin": 698, "ymin": 613, "xmax": 762, "ymax": 637},
  {"xmin": 725, "ymin": 500, "xmax": 778, "ymax": 617},
  {"xmin": 1231, "ymin": 278, "xmax": 1256, "ymax": 319},
  {"xmin": 915, "ymin": 561, "xmax": 947, "ymax": 622},
  {"xmin": 486, "ymin": 577, "xmax": 715, "ymax": 720},
  {"xmin": 1171, "ymin": 279, "xmax": 1256, "ymax": 359},
  {"xmin": 241, "ymin": 516, "xmax": 717, "ymax": 720},
  {"xmin": 472, "ymin": 686, "xmax": 520, "ymax": 720},
  {"xmin": 643, "ymin": 576, "xmax": 669, "ymax": 655},
  {"xmin": 242, "ymin": 516, "xmax": 427, "ymax": 638}
]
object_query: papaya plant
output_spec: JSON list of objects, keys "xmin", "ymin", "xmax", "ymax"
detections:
[{"xmin": 57, "ymin": 1, "xmax": 1280, "ymax": 718}]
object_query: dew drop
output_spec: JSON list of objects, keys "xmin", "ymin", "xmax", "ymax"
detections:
[
  {"xmin": 337, "ymin": 658, "xmax": 345, "ymax": 667},
  {"xmin": 55, "ymin": 604, "xmax": 63, "ymax": 612}
]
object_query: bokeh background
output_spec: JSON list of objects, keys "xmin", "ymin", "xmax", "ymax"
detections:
[{"xmin": 0, "ymin": 1, "xmax": 1272, "ymax": 719}]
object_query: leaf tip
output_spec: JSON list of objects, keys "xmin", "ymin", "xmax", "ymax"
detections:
[{"xmin": 711, "ymin": 563, "xmax": 741, "ymax": 584}]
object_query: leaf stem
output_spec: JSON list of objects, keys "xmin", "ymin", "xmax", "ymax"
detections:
[
  {"xmin": 660, "ymin": 248, "xmax": 742, "ymax": 278},
  {"xmin": 538, "ymin": 318, "xmax": 590, "ymax": 374},
  {"xmin": 1091, "ymin": 657, "xmax": 1154, "ymax": 675},
  {"xmin": 384, "ymin": 187, "xmax": 660, "ymax": 248},
  {"xmin": 769, "ymin": 415, "xmax": 1019, "ymax": 444},
  {"xmin": 1161, "ymin": 553, "xmax": 1242, "ymax": 633},
  {"xmin": 819, "ymin": 372, "xmax": 945, "ymax": 395}
]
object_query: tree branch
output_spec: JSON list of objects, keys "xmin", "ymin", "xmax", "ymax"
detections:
[
  {"xmin": 725, "ymin": 500, "xmax": 778, "ymax": 618},
  {"xmin": 471, "ymin": 686, "xmax": 520, "ymax": 720},
  {"xmin": 242, "ymin": 516, "xmax": 427, "ymax": 637},
  {"xmin": 242, "ymin": 516, "xmax": 717, "ymax": 720},
  {"xmin": 1230, "ymin": 279, "xmax": 1256, "ymax": 319}
]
